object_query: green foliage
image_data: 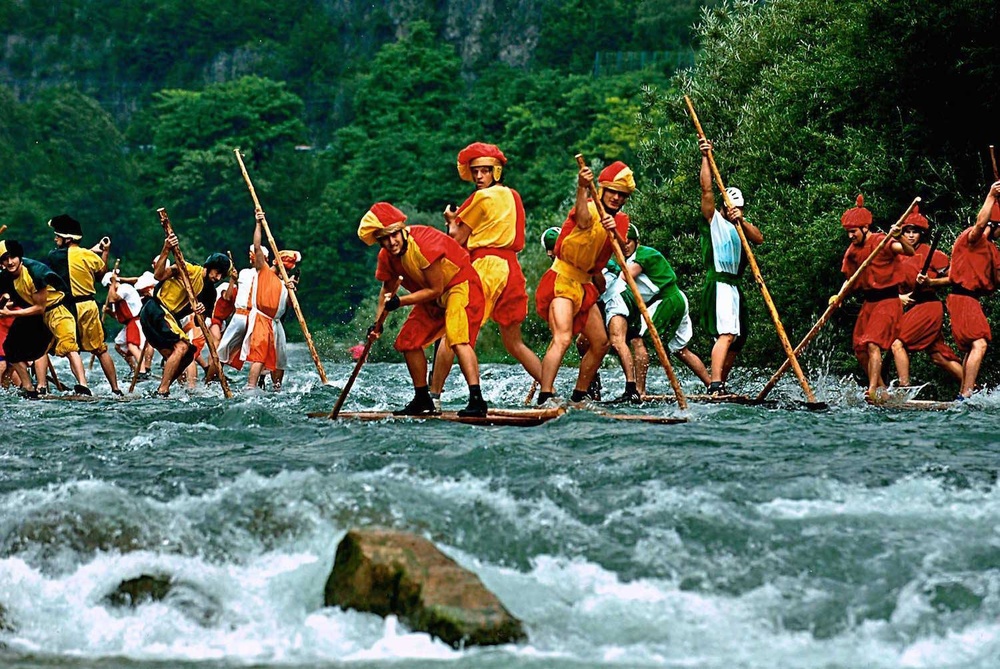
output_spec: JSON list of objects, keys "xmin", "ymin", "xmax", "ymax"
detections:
[{"xmin": 634, "ymin": 0, "xmax": 999, "ymax": 391}]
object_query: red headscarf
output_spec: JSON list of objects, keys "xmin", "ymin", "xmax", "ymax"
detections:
[{"xmin": 841, "ymin": 194, "xmax": 872, "ymax": 229}]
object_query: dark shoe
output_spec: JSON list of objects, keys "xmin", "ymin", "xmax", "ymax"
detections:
[
  {"xmin": 611, "ymin": 389, "xmax": 643, "ymax": 404},
  {"xmin": 36, "ymin": 386, "xmax": 49, "ymax": 396},
  {"xmin": 20, "ymin": 388, "xmax": 39, "ymax": 400},
  {"xmin": 457, "ymin": 396, "xmax": 488, "ymax": 418},
  {"xmin": 586, "ymin": 372, "xmax": 602, "ymax": 401},
  {"xmin": 136, "ymin": 371, "xmax": 151, "ymax": 381},
  {"xmin": 112, "ymin": 389, "xmax": 124, "ymax": 397},
  {"xmin": 393, "ymin": 396, "xmax": 440, "ymax": 416},
  {"xmin": 74, "ymin": 384, "xmax": 92, "ymax": 396},
  {"xmin": 707, "ymin": 381, "xmax": 730, "ymax": 397}
]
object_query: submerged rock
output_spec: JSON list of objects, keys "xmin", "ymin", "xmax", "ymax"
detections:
[
  {"xmin": 105, "ymin": 574, "xmax": 173, "ymax": 607},
  {"xmin": 324, "ymin": 528, "xmax": 526, "ymax": 648},
  {"xmin": 104, "ymin": 574, "xmax": 221, "ymax": 626},
  {"xmin": 0, "ymin": 601, "xmax": 13, "ymax": 632}
]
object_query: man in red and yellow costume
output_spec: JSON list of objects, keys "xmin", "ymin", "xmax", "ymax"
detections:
[
  {"xmin": 358, "ymin": 202, "xmax": 487, "ymax": 417},
  {"xmin": 837, "ymin": 194, "xmax": 912, "ymax": 400},
  {"xmin": 534, "ymin": 161, "xmax": 632, "ymax": 405},
  {"xmin": 429, "ymin": 143, "xmax": 541, "ymax": 405},
  {"xmin": 947, "ymin": 180, "xmax": 1000, "ymax": 399}
]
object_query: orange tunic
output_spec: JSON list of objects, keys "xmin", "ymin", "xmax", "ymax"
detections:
[{"xmin": 242, "ymin": 268, "xmax": 285, "ymax": 371}]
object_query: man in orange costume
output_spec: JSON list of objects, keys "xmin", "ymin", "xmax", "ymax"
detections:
[
  {"xmin": 242, "ymin": 211, "xmax": 288, "ymax": 390},
  {"xmin": 947, "ymin": 180, "xmax": 1000, "ymax": 399},
  {"xmin": 430, "ymin": 142, "xmax": 541, "ymax": 405},
  {"xmin": 837, "ymin": 195, "xmax": 912, "ymax": 400},
  {"xmin": 358, "ymin": 202, "xmax": 488, "ymax": 417},
  {"xmin": 889, "ymin": 205, "xmax": 962, "ymax": 388},
  {"xmin": 534, "ymin": 161, "xmax": 632, "ymax": 405}
]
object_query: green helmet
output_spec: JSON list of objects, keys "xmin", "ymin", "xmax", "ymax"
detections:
[
  {"xmin": 627, "ymin": 223, "xmax": 639, "ymax": 241},
  {"xmin": 540, "ymin": 226, "xmax": 561, "ymax": 252}
]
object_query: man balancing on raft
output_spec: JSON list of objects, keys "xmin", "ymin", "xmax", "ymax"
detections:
[
  {"xmin": 947, "ymin": 180, "xmax": 1000, "ymax": 400},
  {"xmin": 104, "ymin": 270, "xmax": 156, "ymax": 379},
  {"xmin": 358, "ymin": 202, "xmax": 488, "ymax": 417},
  {"xmin": 140, "ymin": 232, "xmax": 231, "ymax": 397},
  {"xmin": 836, "ymin": 194, "xmax": 913, "ymax": 401},
  {"xmin": 241, "ymin": 211, "xmax": 290, "ymax": 391},
  {"xmin": 889, "ymin": 205, "xmax": 962, "ymax": 389},
  {"xmin": 46, "ymin": 214, "xmax": 122, "ymax": 395},
  {"xmin": 534, "ymin": 161, "xmax": 632, "ymax": 405},
  {"xmin": 429, "ymin": 142, "xmax": 542, "ymax": 407},
  {"xmin": 604, "ymin": 223, "xmax": 711, "ymax": 402},
  {"xmin": 697, "ymin": 138, "xmax": 763, "ymax": 397},
  {"xmin": 0, "ymin": 239, "xmax": 90, "ymax": 396}
]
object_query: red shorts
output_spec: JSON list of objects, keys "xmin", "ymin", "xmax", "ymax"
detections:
[
  {"xmin": 947, "ymin": 293, "xmax": 991, "ymax": 352},
  {"xmin": 897, "ymin": 301, "xmax": 944, "ymax": 352},
  {"xmin": 535, "ymin": 269, "xmax": 600, "ymax": 337},
  {"xmin": 124, "ymin": 319, "xmax": 142, "ymax": 347},
  {"xmin": 394, "ymin": 279, "xmax": 484, "ymax": 352},
  {"xmin": 471, "ymin": 248, "xmax": 528, "ymax": 327},
  {"xmin": 852, "ymin": 297, "xmax": 901, "ymax": 355}
]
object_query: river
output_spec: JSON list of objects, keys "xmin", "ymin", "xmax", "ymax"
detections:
[{"xmin": 1, "ymin": 345, "xmax": 999, "ymax": 669}]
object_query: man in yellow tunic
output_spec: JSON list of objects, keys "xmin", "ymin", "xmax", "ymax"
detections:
[
  {"xmin": 139, "ymin": 232, "xmax": 231, "ymax": 397},
  {"xmin": 46, "ymin": 214, "xmax": 122, "ymax": 395},
  {"xmin": 429, "ymin": 142, "xmax": 541, "ymax": 406},
  {"xmin": 0, "ymin": 239, "xmax": 91, "ymax": 396}
]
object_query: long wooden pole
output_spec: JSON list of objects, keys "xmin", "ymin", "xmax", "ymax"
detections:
[
  {"xmin": 234, "ymin": 149, "xmax": 329, "ymax": 384},
  {"xmin": 127, "ymin": 342, "xmax": 149, "ymax": 394},
  {"xmin": 329, "ymin": 281, "xmax": 401, "ymax": 419},
  {"xmin": 156, "ymin": 208, "xmax": 233, "ymax": 399},
  {"xmin": 575, "ymin": 153, "xmax": 688, "ymax": 410},
  {"xmin": 0, "ymin": 224, "xmax": 7, "ymax": 236},
  {"xmin": 683, "ymin": 96, "xmax": 817, "ymax": 405},
  {"xmin": 990, "ymin": 145, "xmax": 999, "ymax": 181},
  {"xmin": 755, "ymin": 197, "xmax": 921, "ymax": 401}
]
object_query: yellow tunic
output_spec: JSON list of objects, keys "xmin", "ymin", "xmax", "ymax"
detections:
[{"xmin": 156, "ymin": 262, "xmax": 205, "ymax": 315}]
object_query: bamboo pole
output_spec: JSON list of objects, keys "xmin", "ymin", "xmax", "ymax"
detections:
[
  {"xmin": 683, "ymin": 96, "xmax": 818, "ymax": 405},
  {"xmin": 575, "ymin": 153, "xmax": 688, "ymax": 410},
  {"xmin": 329, "ymin": 281, "xmax": 400, "ymax": 419},
  {"xmin": 990, "ymin": 145, "xmax": 998, "ymax": 181},
  {"xmin": 127, "ymin": 342, "xmax": 149, "ymax": 394},
  {"xmin": 0, "ymin": 224, "xmax": 7, "ymax": 236},
  {"xmin": 156, "ymin": 208, "xmax": 233, "ymax": 399},
  {"xmin": 234, "ymin": 149, "xmax": 329, "ymax": 384},
  {"xmin": 755, "ymin": 197, "xmax": 920, "ymax": 401}
]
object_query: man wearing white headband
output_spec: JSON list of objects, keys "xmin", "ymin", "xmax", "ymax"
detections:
[{"xmin": 697, "ymin": 138, "xmax": 764, "ymax": 396}]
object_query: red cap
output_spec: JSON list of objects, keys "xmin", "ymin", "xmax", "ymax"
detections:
[
  {"xmin": 841, "ymin": 194, "xmax": 872, "ymax": 229},
  {"xmin": 903, "ymin": 204, "xmax": 928, "ymax": 230}
]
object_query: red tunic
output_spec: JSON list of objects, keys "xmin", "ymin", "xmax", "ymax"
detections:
[
  {"xmin": 842, "ymin": 233, "xmax": 903, "ymax": 354},
  {"xmin": 375, "ymin": 225, "xmax": 484, "ymax": 351},
  {"xmin": 947, "ymin": 227, "xmax": 1000, "ymax": 351},
  {"xmin": 896, "ymin": 245, "xmax": 958, "ymax": 359}
]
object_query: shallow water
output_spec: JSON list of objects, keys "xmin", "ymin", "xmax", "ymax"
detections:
[{"xmin": 2, "ymin": 345, "xmax": 1000, "ymax": 668}]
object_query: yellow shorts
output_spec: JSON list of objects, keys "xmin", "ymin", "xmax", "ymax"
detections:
[
  {"xmin": 44, "ymin": 305, "xmax": 80, "ymax": 357},
  {"xmin": 75, "ymin": 300, "xmax": 109, "ymax": 354}
]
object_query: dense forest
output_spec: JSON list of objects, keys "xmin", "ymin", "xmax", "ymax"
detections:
[{"xmin": 1, "ymin": 0, "xmax": 998, "ymax": 388}]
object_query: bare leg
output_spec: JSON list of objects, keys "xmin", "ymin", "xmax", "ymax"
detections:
[
  {"xmin": 499, "ymin": 322, "xmax": 542, "ymax": 382},
  {"xmin": 429, "ymin": 341, "xmax": 454, "ymax": 394},
  {"xmin": 452, "ymin": 342, "xmax": 480, "ymax": 386},
  {"xmin": 710, "ymin": 334, "xmax": 735, "ymax": 384},
  {"xmin": 632, "ymin": 338, "xmax": 650, "ymax": 395},
  {"xmin": 540, "ymin": 297, "xmax": 577, "ymax": 394},
  {"xmin": 158, "ymin": 341, "xmax": 194, "ymax": 395},
  {"xmin": 866, "ymin": 342, "xmax": 886, "ymax": 397},
  {"xmin": 960, "ymin": 339, "xmax": 988, "ymax": 397},
  {"xmin": 97, "ymin": 350, "xmax": 121, "ymax": 392},
  {"xmin": 9, "ymin": 361, "xmax": 35, "ymax": 391},
  {"xmin": 890, "ymin": 339, "xmax": 910, "ymax": 385},
  {"xmin": 676, "ymin": 347, "xmax": 711, "ymax": 387},
  {"xmin": 574, "ymin": 305, "xmax": 609, "ymax": 393},
  {"xmin": 402, "ymin": 349, "xmax": 429, "ymax": 388},
  {"xmin": 608, "ymin": 315, "xmax": 635, "ymax": 383},
  {"xmin": 247, "ymin": 361, "xmax": 266, "ymax": 389},
  {"xmin": 929, "ymin": 351, "xmax": 964, "ymax": 384}
]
